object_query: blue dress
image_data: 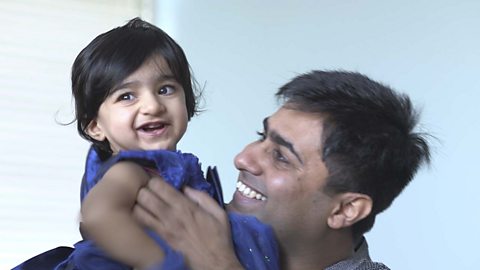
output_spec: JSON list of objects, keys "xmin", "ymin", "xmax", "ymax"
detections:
[{"xmin": 13, "ymin": 146, "xmax": 279, "ymax": 270}]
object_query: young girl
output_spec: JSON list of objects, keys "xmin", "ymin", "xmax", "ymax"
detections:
[{"xmin": 52, "ymin": 18, "xmax": 279, "ymax": 270}]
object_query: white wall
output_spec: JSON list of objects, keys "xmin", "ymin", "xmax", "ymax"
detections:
[
  {"xmin": 0, "ymin": 1, "xmax": 152, "ymax": 268},
  {"xmin": 2, "ymin": 1, "xmax": 477, "ymax": 269},
  {"xmin": 155, "ymin": 1, "xmax": 479, "ymax": 269}
]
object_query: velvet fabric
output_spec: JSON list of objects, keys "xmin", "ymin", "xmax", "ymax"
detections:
[{"xmin": 13, "ymin": 147, "xmax": 279, "ymax": 270}]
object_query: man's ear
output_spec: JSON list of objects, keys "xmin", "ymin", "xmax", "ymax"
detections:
[
  {"xmin": 327, "ymin": 193, "xmax": 372, "ymax": 229},
  {"xmin": 86, "ymin": 120, "xmax": 106, "ymax": 141}
]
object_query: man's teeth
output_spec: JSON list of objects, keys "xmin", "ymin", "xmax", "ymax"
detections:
[{"xmin": 236, "ymin": 181, "xmax": 266, "ymax": 201}]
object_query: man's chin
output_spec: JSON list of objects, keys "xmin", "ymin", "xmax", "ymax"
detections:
[
  {"xmin": 225, "ymin": 202, "xmax": 235, "ymax": 212},
  {"xmin": 226, "ymin": 191, "xmax": 265, "ymax": 215}
]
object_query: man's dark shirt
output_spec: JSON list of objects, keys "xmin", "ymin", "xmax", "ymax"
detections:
[{"xmin": 325, "ymin": 238, "xmax": 390, "ymax": 270}]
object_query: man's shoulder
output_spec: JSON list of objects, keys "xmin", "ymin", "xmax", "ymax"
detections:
[
  {"xmin": 325, "ymin": 237, "xmax": 390, "ymax": 270},
  {"xmin": 326, "ymin": 259, "xmax": 390, "ymax": 270},
  {"xmin": 355, "ymin": 260, "xmax": 390, "ymax": 270}
]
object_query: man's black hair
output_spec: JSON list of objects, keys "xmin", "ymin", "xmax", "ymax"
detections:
[{"xmin": 276, "ymin": 70, "xmax": 431, "ymax": 237}]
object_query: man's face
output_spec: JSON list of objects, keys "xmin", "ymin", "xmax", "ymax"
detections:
[{"xmin": 227, "ymin": 106, "xmax": 335, "ymax": 244}]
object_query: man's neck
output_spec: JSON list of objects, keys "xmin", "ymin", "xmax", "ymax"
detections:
[{"xmin": 279, "ymin": 229, "xmax": 354, "ymax": 270}]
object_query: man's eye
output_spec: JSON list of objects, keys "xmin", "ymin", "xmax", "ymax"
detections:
[
  {"xmin": 273, "ymin": 149, "xmax": 289, "ymax": 164},
  {"xmin": 256, "ymin": 131, "xmax": 266, "ymax": 141},
  {"xmin": 158, "ymin": 85, "xmax": 175, "ymax": 95},
  {"xmin": 117, "ymin": 93, "xmax": 134, "ymax": 101}
]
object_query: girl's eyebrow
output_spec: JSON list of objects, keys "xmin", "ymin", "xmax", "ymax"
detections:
[
  {"xmin": 155, "ymin": 74, "xmax": 177, "ymax": 82},
  {"xmin": 111, "ymin": 74, "xmax": 178, "ymax": 92},
  {"xmin": 111, "ymin": 81, "xmax": 136, "ymax": 93}
]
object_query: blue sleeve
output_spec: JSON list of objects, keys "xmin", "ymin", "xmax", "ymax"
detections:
[
  {"xmin": 81, "ymin": 147, "xmax": 214, "ymax": 202},
  {"xmin": 145, "ymin": 250, "xmax": 186, "ymax": 270},
  {"xmin": 229, "ymin": 212, "xmax": 280, "ymax": 270},
  {"xmin": 60, "ymin": 148, "xmax": 208, "ymax": 270}
]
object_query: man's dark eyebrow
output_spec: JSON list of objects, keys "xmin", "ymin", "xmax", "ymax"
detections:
[{"xmin": 263, "ymin": 117, "xmax": 304, "ymax": 165}]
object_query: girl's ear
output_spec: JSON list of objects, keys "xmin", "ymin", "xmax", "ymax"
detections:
[
  {"xmin": 327, "ymin": 193, "xmax": 372, "ymax": 229},
  {"xmin": 86, "ymin": 120, "xmax": 106, "ymax": 141}
]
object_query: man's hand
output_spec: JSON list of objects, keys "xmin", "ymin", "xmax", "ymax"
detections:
[{"xmin": 133, "ymin": 178, "xmax": 244, "ymax": 270}]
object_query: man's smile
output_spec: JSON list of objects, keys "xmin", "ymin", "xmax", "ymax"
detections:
[{"xmin": 236, "ymin": 180, "xmax": 267, "ymax": 201}]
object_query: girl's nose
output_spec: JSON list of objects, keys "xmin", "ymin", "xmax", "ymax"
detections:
[{"xmin": 140, "ymin": 92, "xmax": 165, "ymax": 115}]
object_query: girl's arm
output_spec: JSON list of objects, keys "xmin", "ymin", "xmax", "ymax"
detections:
[{"xmin": 81, "ymin": 161, "xmax": 164, "ymax": 270}]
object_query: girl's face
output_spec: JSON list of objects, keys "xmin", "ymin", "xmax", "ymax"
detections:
[{"xmin": 86, "ymin": 54, "xmax": 188, "ymax": 153}]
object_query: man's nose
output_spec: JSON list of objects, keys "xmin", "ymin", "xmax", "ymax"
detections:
[
  {"xmin": 140, "ymin": 92, "xmax": 165, "ymax": 115},
  {"xmin": 234, "ymin": 142, "xmax": 262, "ymax": 175}
]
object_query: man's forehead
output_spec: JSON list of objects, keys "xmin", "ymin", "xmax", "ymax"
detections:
[
  {"xmin": 265, "ymin": 107, "xmax": 325, "ymax": 160},
  {"xmin": 267, "ymin": 107, "xmax": 324, "ymax": 128}
]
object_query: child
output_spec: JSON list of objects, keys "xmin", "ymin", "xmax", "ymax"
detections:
[{"xmin": 53, "ymin": 18, "xmax": 279, "ymax": 270}]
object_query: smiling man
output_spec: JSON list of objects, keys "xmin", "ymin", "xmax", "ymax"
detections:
[{"xmin": 134, "ymin": 70, "xmax": 431, "ymax": 270}]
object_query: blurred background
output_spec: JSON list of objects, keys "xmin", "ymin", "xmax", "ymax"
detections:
[{"xmin": 1, "ymin": 0, "xmax": 478, "ymax": 269}]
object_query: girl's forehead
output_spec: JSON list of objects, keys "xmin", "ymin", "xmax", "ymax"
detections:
[
  {"xmin": 143, "ymin": 54, "xmax": 173, "ymax": 74},
  {"xmin": 111, "ymin": 55, "xmax": 177, "ymax": 93},
  {"xmin": 119, "ymin": 55, "xmax": 173, "ymax": 83}
]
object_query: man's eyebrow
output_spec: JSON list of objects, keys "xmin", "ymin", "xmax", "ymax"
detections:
[{"xmin": 263, "ymin": 117, "xmax": 304, "ymax": 165}]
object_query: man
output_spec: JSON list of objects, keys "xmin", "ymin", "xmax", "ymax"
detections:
[{"xmin": 133, "ymin": 70, "xmax": 431, "ymax": 269}]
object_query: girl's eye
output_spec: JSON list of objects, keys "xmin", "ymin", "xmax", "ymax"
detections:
[
  {"xmin": 117, "ymin": 92, "xmax": 134, "ymax": 101},
  {"xmin": 256, "ymin": 131, "xmax": 266, "ymax": 141},
  {"xmin": 158, "ymin": 85, "xmax": 175, "ymax": 95}
]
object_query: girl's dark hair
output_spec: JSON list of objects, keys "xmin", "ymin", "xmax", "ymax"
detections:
[
  {"xmin": 72, "ymin": 18, "xmax": 199, "ymax": 158},
  {"xmin": 276, "ymin": 70, "xmax": 431, "ymax": 238}
]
